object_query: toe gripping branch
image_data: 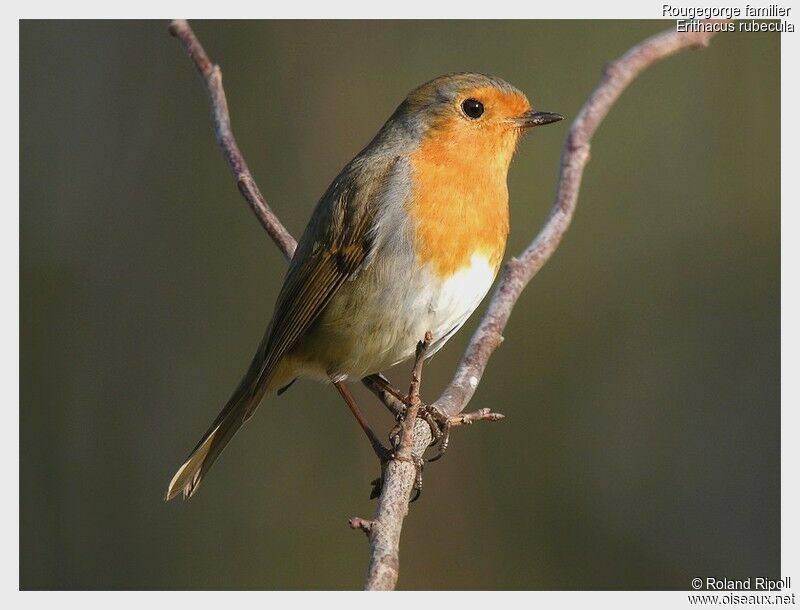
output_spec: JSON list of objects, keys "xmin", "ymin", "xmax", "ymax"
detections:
[{"xmin": 364, "ymin": 331, "xmax": 505, "ymax": 502}]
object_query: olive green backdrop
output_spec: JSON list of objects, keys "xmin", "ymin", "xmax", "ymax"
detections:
[{"xmin": 20, "ymin": 20, "xmax": 780, "ymax": 590}]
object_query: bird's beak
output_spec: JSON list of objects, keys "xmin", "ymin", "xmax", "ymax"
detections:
[{"xmin": 513, "ymin": 110, "xmax": 565, "ymax": 129}]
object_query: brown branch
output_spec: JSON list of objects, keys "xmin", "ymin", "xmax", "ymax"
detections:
[
  {"xmin": 168, "ymin": 20, "xmax": 297, "ymax": 260},
  {"xmin": 395, "ymin": 332, "xmax": 432, "ymax": 462},
  {"xmin": 449, "ymin": 407, "xmax": 505, "ymax": 426},
  {"xmin": 358, "ymin": 332, "xmax": 433, "ymax": 589},
  {"xmin": 169, "ymin": 19, "xmax": 720, "ymax": 591},
  {"xmin": 361, "ymin": 374, "xmax": 406, "ymax": 418}
]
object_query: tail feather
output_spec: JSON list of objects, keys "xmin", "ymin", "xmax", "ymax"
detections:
[
  {"xmin": 165, "ymin": 424, "xmax": 223, "ymax": 500},
  {"xmin": 166, "ymin": 359, "xmax": 273, "ymax": 501}
]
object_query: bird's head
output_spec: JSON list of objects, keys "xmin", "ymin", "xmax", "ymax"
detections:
[{"xmin": 390, "ymin": 73, "xmax": 563, "ymax": 170}]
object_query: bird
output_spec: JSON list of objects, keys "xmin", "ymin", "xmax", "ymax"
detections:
[{"xmin": 166, "ymin": 72, "xmax": 563, "ymax": 500}]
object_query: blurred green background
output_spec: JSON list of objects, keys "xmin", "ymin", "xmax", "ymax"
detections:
[{"xmin": 20, "ymin": 20, "xmax": 779, "ymax": 590}]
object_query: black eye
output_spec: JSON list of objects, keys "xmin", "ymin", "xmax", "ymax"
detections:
[{"xmin": 461, "ymin": 98, "xmax": 484, "ymax": 119}]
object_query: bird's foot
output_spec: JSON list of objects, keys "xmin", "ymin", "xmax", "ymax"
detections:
[
  {"xmin": 398, "ymin": 452, "xmax": 425, "ymax": 503},
  {"xmin": 419, "ymin": 405, "xmax": 453, "ymax": 462},
  {"xmin": 418, "ymin": 404, "xmax": 509, "ymax": 462},
  {"xmin": 371, "ymin": 332, "xmax": 433, "ymax": 501},
  {"xmin": 369, "ymin": 335, "xmax": 501, "ymax": 500}
]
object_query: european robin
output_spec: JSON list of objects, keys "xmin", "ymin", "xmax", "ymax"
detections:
[{"xmin": 167, "ymin": 72, "xmax": 563, "ymax": 500}]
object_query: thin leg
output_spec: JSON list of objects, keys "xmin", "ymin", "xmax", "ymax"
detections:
[{"xmin": 334, "ymin": 381, "xmax": 390, "ymax": 460}]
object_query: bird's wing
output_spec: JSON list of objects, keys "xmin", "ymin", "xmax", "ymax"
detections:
[
  {"xmin": 244, "ymin": 155, "xmax": 399, "ymax": 415},
  {"xmin": 166, "ymin": 156, "xmax": 403, "ymax": 500}
]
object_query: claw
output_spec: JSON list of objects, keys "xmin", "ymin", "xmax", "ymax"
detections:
[
  {"xmin": 426, "ymin": 424, "xmax": 451, "ymax": 462},
  {"xmin": 370, "ymin": 476, "xmax": 383, "ymax": 499},
  {"xmin": 409, "ymin": 453, "xmax": 425, "ymax": 503},
  {"xmin": 419, "ymin": 405, "xmax": 452, "ymax": 462},
  {"xmin": 389, "ymin": 422, "xmax": 403, "ymax": 450},
  {"xmin": 422, "ymin": 411, "xmax": 443, "ymax": 447}
]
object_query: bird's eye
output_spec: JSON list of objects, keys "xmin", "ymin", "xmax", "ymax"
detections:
[{"xmin": 461, "ymin": 98, "xmax": 484, "ymax": 119}]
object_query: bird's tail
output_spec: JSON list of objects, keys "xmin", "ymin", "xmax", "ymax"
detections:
[{"xmin": 165, "ymin": 356, "xmax": 273, "ymax": 501}]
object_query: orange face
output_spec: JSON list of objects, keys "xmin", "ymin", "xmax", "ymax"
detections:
[
  {"xmin": 407, "ymin": 85, "xmax": 532, "ymax": 278},
  {"xmin": 409, "ymin": 84, "xmax": 533, "ymax": 169}
]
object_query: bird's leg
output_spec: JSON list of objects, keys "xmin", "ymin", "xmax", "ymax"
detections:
[
  {"xmin": 364, "ymin": 370, "xmax": 450, "ymax": 466},
  {"xmin": 334, "ymin": 381, "xmax": 392, "ymax": 461},
  {"xmin": 358, "ymin": 373, "xmax": 413, "ymax": 499},
  {"xmin": 367, "ymin": 334, "xmax": 503, "ymax": 499},
  {"xmin": 420, "ymin": 406, "xmax": 452, "ymax": 461},
  {"xmin": 362, "ymin": 370, "xmax": 444, "ymax": 449},
  {"xmin": 408, "ymin": 453, "xmax": 425, "ymax": 503}
]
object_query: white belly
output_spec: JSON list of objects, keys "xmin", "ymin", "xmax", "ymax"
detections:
[
  {"xmin": 303, "ymin": 251, "xmax": 498, "ymax": 381},
  {"xmin": 412, "ymin": 253, "xmax": 498, "ymax": 357}
]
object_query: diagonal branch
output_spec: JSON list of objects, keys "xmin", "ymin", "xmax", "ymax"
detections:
[
  {"xmin": 168, "ymin": 20, "xmax": 721, "ymax": 591},
  {"xmin": 168, "ymin": 20, "xmax": 297, "ymax": 260}
]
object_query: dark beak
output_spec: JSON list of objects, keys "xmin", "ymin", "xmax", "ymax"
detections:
[{"xmin": 515, "ymin": 110, "xmax": 565, "ymax": 129}]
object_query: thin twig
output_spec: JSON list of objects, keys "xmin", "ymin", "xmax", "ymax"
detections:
[
  {"xmin": 169, "ymin": 20, "xmax": 721, "ymax": 591},
  {"xmin": 394, "ymin": 332, "xmax": 432, "ymax": 462},
  {"xmin": 168, "ymin": 20, "xmax": 297, "ymax": 260},
  {"xmin": 361, "ymin": 374, "xmax": 406, "ymax": 418},
  {"xmin": 449, "ymin": 407, "xmax": 505, "ymax": 426}
]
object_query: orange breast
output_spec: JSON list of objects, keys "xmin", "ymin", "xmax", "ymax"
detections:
[{"xmin": 408, "ymin": 123, "xmax": 515, "ymax": 278}]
